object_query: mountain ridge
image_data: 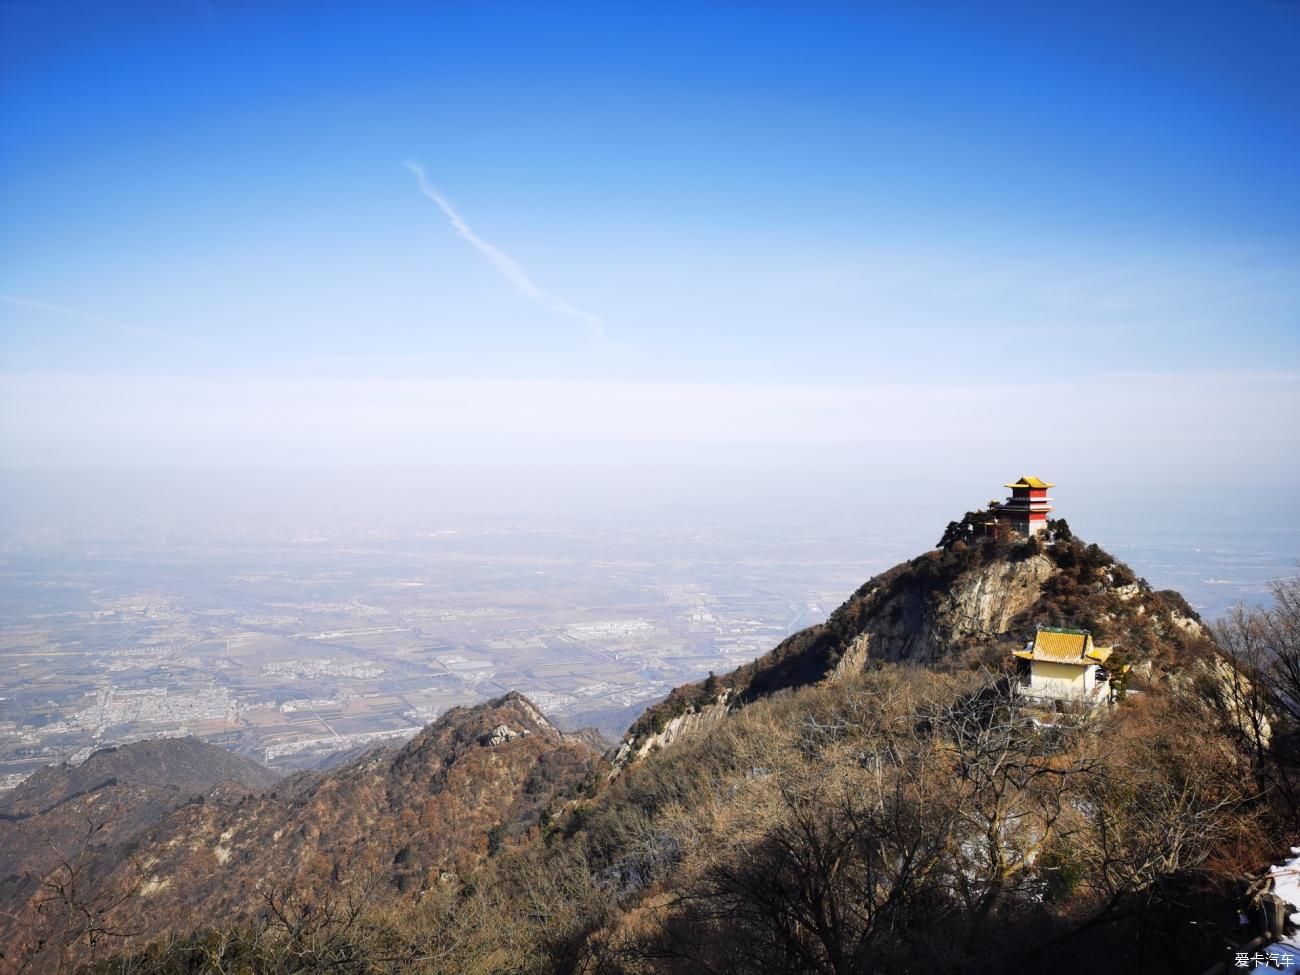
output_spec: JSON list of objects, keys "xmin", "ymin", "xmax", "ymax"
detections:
[
  {"xmin": 614, "ymin": 532, "xmax": 1209, "ymax": 767},
  {"xmin": 0, "ymin": 736, "xmax": 280, "ymax": 821},
  {"xmin": 0, "ymin": 530, "xmax": 1260, "ymax": 975},
  {"xmin": 0, "ymin": 692, "xmax": 603, "ymax": 974}
]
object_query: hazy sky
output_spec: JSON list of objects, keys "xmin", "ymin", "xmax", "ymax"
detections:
[{"xmin": 1, "ymin": 1, "xmax": 1298, "ymax": 536}]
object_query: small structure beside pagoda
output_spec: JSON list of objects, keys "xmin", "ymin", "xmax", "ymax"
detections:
[{"xmin": 1015, "ymin": 626, "xmax": 1116, "ymax": 704}]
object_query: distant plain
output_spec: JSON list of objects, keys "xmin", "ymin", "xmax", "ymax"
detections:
[{"xmin": 0, "ymin": 513, "xmax": 1293, "ymax": 790}]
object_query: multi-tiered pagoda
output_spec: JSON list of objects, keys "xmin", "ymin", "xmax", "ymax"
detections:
[{"xmin": 993, "ymin": 476, "xmax": 1054, "ymax": 537}]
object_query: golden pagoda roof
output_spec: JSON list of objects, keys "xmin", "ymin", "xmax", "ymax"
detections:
[
  {"xmin": 1015, "ymin": 627, "xmax": 1114, "ymax": 666},
  {"xmin": 1005, "ymin": 476, "xmax": 1054, "ymax": 489}
]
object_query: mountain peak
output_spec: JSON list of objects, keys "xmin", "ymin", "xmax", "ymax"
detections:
[
  {"xmin": 396, "ymin": 690, "xmax": 562, "ymax": 765},
  {"xmin": 0, "ymin": 736, "xmax": 278, "ymax": 819},
  {"xmin": 616, "ymin": 530, "xmax": 1208, "ymax": 767},
  {"xmin": 1, "ymin": 691, "xmax": 603, "ymax": 972},
  {"xmin": 490, "ymin": 690, "xmax": 557, "ymax": 733}
]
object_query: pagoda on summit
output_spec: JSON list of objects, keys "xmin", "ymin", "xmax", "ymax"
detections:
[{"xmin": 993, "ymin": 476, "xmax": 1054, "ymax": 537}]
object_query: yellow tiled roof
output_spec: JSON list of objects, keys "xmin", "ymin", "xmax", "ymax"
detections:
[
  {"xmin": 1017, "ymin": 627, "xmax": 1116, "ymax": 667},
  {"xmin": 1031, "ymin": 628, "xmax": 1091, "ymax": 661},
  {"xmin": 1086, "ymin": 646, "xmax": 1114, "ymax": 664},
  {"xmin": 1005, "ymin": 476, "xmax": 1055, "ymax": 489}
]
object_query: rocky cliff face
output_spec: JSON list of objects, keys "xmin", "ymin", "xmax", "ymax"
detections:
[
  {"xmin": 612, "ymin": 693, "xmax": 732, "ymax": 769},
  {"xmin": 829, "ymin": 551, "xmax": 1059, "ymax": 667}
]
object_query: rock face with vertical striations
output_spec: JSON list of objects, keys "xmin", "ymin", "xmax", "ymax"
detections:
[{"xmin": 825, "ymin": 550, "xmax": 1059, "ymax": 667}]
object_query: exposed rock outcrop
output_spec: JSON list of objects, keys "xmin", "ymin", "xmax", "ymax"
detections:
[
  {"xmin": 612, "ymin": 693, "xmax": 732, "ymax": 770},
  {"xmin": 481, "ymin": 724, "xmax": 523, "ymax": 746},
  {"xmin": 831, "ymin": 551, "xmax": 1057, "ymax": 665},
  {"xmin": 1178, "ymin": 654, "xmax": 1273, "ymax": 748}
]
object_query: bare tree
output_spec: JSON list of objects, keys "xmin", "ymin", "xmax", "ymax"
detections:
[
  {"xmin": 623, "ymin": 671, "xmax": 1104, "ymax": 975},
  {"xmin": 1260, "ymin": 575, "xmax": 1300, "ymax": 726},
  {"xmin": 22, "ymin": 816, "xmax": 146, "ymax": 974},
  {"xmin": 931, "ymin": 679, "xmax": 1101, "ymax": 959},
  {"xmin": 1214, "ymin": 574, "xmax": 1300, "ymax": 819}
]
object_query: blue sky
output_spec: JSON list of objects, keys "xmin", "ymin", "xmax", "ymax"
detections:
[{"xmin": 1, "ymin": 1, "xmax": 1298, "ymax": 534}]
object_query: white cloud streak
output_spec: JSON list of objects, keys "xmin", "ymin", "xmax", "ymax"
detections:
[
  {"xmin": 0, "ymin": 295, "xmax": 202, "ymax": 349},
  {"xmin": 404, "ymin": 160, "xmax": 604, "ymax": 341}
]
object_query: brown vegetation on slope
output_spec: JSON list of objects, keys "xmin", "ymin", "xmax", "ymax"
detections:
[
  {"xmin": 0, "ymin": 738, "xmax": 280, "ymax": 822},
  {"xmin": 0, "ymin": 737, "xmax": 281, "ymax": 970},
  {"xmin": 13, "ymin": 544, "xmax": 1297, "ymax": 975},
  {"xmin": 1, "ymin": 693, "xmax": 603, "ymax": 975},
  {"xmin": 587, "ymin": 669, "xmax": 1269, "ymax": 974},
  {"xmin": 86, "ymin": 653, "xmax": 1290, "ymax": 975}
]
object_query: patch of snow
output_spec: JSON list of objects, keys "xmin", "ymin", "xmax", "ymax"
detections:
[
  {"xmin": 1249, "ymin": 847, "xmax": 1300, "ymax": 973},
  {"xmin": 1273, "ymin": 848, "xmax": 1300, "ymax": 928}
]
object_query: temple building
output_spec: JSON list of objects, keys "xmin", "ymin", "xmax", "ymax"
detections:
[
  {"xmin": 993, "ymin": 476, "xmax": 1054, "ymax": 537},
  {"xmin": 1014, "ymin": 627, "xmax": 1115, "ymax": 703}
]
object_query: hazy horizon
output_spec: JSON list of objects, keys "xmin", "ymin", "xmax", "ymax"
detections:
[{"xmin": 1, "ymin": 1, "xmax": 1297, "ymax": 604}]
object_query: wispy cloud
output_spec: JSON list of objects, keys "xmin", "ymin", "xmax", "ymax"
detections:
[
  {"xmin": 404, "ymin": 160, "xmax": 604, "ymax": 341},
  {"xmin": 0, "ymin": 295, "xmax": 199, "ymax": 349}
]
